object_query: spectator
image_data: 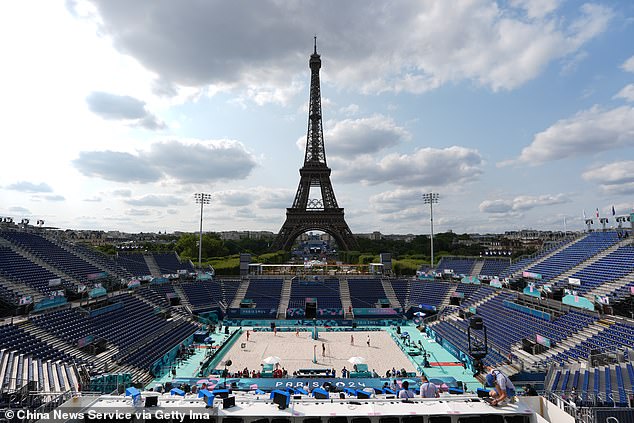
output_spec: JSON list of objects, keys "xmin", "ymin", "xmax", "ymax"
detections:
[
  {"xmin": 398, "ymin": 381, "xmax": 415, "ymax": 399},
  {"xmin": 420, "ymin": 375, "xmax": 439, "ymax": 398},
  {"xmin": 367, "ymin": 335, "xmax": 371, "ymax": 347}
]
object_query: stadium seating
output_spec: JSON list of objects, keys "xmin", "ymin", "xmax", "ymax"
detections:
[
  {"xmin": 180, "ymin": 279, "xmax": 225, "ymax": 310},
  {"xmin": 390, "ymin": 279, "xmax": 410, "ymax": 308},
  {"xmin": 479, "ymin": 259, "xmax": 510, "ymax": 277},
  {"xmin": 557, "ymin": 245, "xmax": 634, "ymax": 294},
  {"xmin": 243, "ymin": 279, "xmax": 283, "ymax": 309},
  {"xmin": 0, "ymin": 247, "xmax": 69, "ymax": 294},
  {"xmin": 436, "ymin": 257, "xmax": 475, "ymax": 275},
  {"xmin": 0, "ymin": 350, "xmax": 84, "ymax": 394},
  {"xmin": 547, "ymin": 321, "xmax": 634, "ymax": 365},
  {"xmin": 0, "ymin": 231, "xmax": 104, "ymax": 285},
  {"xmin": 153, "ymin": 252, "xmax": 194, "ymax": 274},
  {"xmin": 347, "ymin": 279, "xmax": 388, "ymax": 308},
  {"xmin": 116, "ymin": 254, "xmax": 151, "ymax": 277},
  {"xmin": 288, "ymin": 278, "xmax": 342, "ymax": 310},
  {"xmin": 408, "ymin": 280, "xmax": 453, "ymax": 309},
  {"xmin": 547, "ymin": 361, "xmax": 634, "ymax": 406},
  {"xmin": 526, "ymin": 232, "xmax": 619, "ymax": 282}
]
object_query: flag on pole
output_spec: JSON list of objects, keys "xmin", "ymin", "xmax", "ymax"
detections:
[
  {"xmin": 583, "ymin": 210, "xmax": 586, "ymax": 219},
  {"xmin": 596, "ymin": 208, "xmax": 599, "ymax": 218},
  {"xmin": 612, "ymin": 205, "xmax": 616, "ymax": 216}
]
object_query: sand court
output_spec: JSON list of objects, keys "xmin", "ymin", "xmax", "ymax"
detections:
[{"xmin": 217, "ymin": 330, "xmax": 417, "ymax": 376}]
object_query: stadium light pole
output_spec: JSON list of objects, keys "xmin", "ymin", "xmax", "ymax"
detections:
[
  {"xmin": 422, "ymin": 193, "xmax": 439, "ymax": 269},
  {"xmin": 194, "ymin": 193, "xmax": 212, "ymax": 269}
]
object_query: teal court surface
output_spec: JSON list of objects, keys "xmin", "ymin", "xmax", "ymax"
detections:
[{"xmin": 147, "ymin": 323, "xmax": 481, "ymax": 393}]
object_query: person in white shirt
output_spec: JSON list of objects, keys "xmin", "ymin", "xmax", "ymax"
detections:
[
  {"xmin": 398, "ymin": 381, "xmax": 415, "ymax": 399},
  {"xmin": 419, "ymin": 375, "xmax": 440, "ymax": 398},
  {"xmin": 486, "ymin": 367, "xmax": 516, "ymax": 406}
]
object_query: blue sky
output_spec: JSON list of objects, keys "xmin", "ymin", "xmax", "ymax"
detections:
[{"xmin": 0, "ymin": 0, "xmax": 633, "ymax": 235}]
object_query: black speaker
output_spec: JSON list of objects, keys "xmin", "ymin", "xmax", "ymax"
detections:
[
  {"xmin": 273, "ymin": 391, "xmax": 289, "ymax": 409},
  {"xmin": 225, "ymin": 326, "xmax": 229, "ymax": 334},
  {"xmin": 314, "ymin": 390, "xmax": 329, "ymax": 399},
  {"xmin": 352, "ymin": 322, "xmax": 357, "ymax": 329},
  {"xmin": 145, "ymin": 396, "xmax": 158, "ymax": 407},
  {"xmin": 223, "ymin": 396, "xmax": 236, "ymax": 409},
  {"xmin": 552, "ymin": 288, "xmax": 564, "ymax": 301},
  {"xmin": 306, "ymin": 301, "xmax": 317, "ymax": 319},
  {"xmin": 469, "ymin": 316, "xmax": 483, "ymax": 330},
  {"xmin": 357, "ymin": 390, "xmax": 371, "ymax": 399}
]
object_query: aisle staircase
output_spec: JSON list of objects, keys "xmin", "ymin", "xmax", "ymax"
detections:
[
  {"xmin": 381, "ymin": 279, "xmax": 401, "ymax": 308},
  {"xmin": 143, "ymin": 254, "xmax": 162, "ymax": 278},
  {"xmin": 276, "ymin": 277, "xmax": 293, "ymax": 319},
  {"xmin": 229, "ymin": 279, "xmax": 250, "ymax": 308},
  {"xmin": 471, "ymin": 260, "xmax": 485, "ymax": 278},
  {"xmin": 339, "ymin": 279, "xmax": 353, "ymax": 319}
]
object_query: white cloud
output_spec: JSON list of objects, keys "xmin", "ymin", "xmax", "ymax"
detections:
[
  {"xmin": 479, "ymin": 193, "xmax": 570, "ymax": 214},
  {"xmin": 296, "ymin": 115, "xmax": 409, "ymax": 158},
  {"xmin": 583, "ymin": 161, "xmax": 634, "ymax": 195},
  {"xmin": 339, "ymin": 104, "xmax": 359, "ymax": 116},
  {"xmin": 509, "ymin": 0, "xmax": 560, "ymax": 19},
  {"xmin": 73, "ymin": 139, "xmax": 258, "ymax": 184},
  {"xmin": 622, "ymin": 55, "xmax": 634, "ymax": 73},
  {"xmin": 214, "ymin": 190, "xmax": 253, "ymax": 207},
  {"xmin": 614, "ymin": 84, "xmax": 634, "ymax": 102},
  {"xmin": 507, "ymin": 106, "xmax": 634, "ymax": 165},
  {"xmin": 335, "ymin": 146, "xmax": 483, "ymax": 187},
  {"xmin": 370, "ymin": 188, "xmax": 425, "ymax": 213},
  {"xmin": 125, "ymin": 195, "xmax": 185, "ymax": 207},
  {"xmin": 79, "ymin": 1, "xmax": 612, "ymax": 97},
  {"xmin": 5, "ymin": 181, "xmax": 53, "ymax": 193},
  {"xmin": 86, "ymin": 91, "xmax": 165, "ymax": 130}
]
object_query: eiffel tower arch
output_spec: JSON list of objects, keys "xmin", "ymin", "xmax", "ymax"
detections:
[{"xmin": 272, "ymin": 40, "xmax": 358, "ymax": 252}]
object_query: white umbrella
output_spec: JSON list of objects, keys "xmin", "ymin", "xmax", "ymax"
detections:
[
  {"xmin": 348, "ymin": 356, "xmax": 366, "ymax": 365},
  {"xmin": 262, "ymin": 356, "xmax": 281, "ymax": 365},
  {"xmin": 413, "ymin": 312, "xmax": 426, "ymax": 317}
]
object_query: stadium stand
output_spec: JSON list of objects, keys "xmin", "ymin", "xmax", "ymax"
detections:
[
  {"xmin": 547, "ymin": 361, "xmax": 634, "ymax": 406},
  {"xmin": 409, "ymin": 280, "xmax": 453, "ymax": 310},
  {"xmin": 116, "ymin": 253, "xmax": 151, "ymax": 278},
  {"xmin": 557, "ymin": 245, "xmax": 634, "ymax": 294},
  {"xmin": 436, "ymin": 257, "xmax": 476, "ymax": 275},
  {"xmin": 479, "ymin": 258, "xmax": 511, "ymax": 277},
  {"xmin": 525, "ymin": 232, "xmax": 620, "ymax": 282},
  {"xmin": 153, "ymin": 252, "xmax": 194, "ymax": 274},
  {"xmin": 0, "ymin": 246, "xmax": 69, "ymax": 294},
  {"xmin": 180, "ymin": 279, "xmax": 225, "ymax": 310},
  {"xmin": 0, "ymin": 231, "xmax": 103, "ymax": 286},
  {"xmin": 389, "ymin": 279, "xmax": 410, "ymax": 309},
  {"xmin": 347, "ymin": 278, "xmax": 388, "ymax": 308},
  {"xmin": 243, "ymin": 278, "xmax": 283, "ymax": 309},
  {"xmin": 288, "ymin": 278, "xmax": 342, "ymax": 310}
]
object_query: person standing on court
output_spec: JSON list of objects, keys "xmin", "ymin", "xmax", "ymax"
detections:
[
  {"xmin": 322, "ymin": 342, "xmax": 326, "ymax": 357},
  {"xmin": 350, "ymin": 334, "xmax": 354, "ymax": 345},
  {"xmin": 366, "ymin": 334, "xmax": 370, "ymax": 347}
]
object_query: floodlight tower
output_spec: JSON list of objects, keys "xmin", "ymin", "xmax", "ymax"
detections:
[
  {"xmin": 422, "ymin": 193, "xmax": 439, "ymax": 269},
  {"xmin": 194, "ymin": 193, "xmax": 212, "ymax": 269}
]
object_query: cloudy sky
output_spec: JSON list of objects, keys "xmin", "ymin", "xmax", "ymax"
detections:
[{"xmin": 1, "ymin": 0, "xmax": 633, "ymax": 235}]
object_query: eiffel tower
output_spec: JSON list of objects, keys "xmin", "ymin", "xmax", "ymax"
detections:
[{"xmin": 272, "ymin": 39, "xmax": 358, "ymax": 251}]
